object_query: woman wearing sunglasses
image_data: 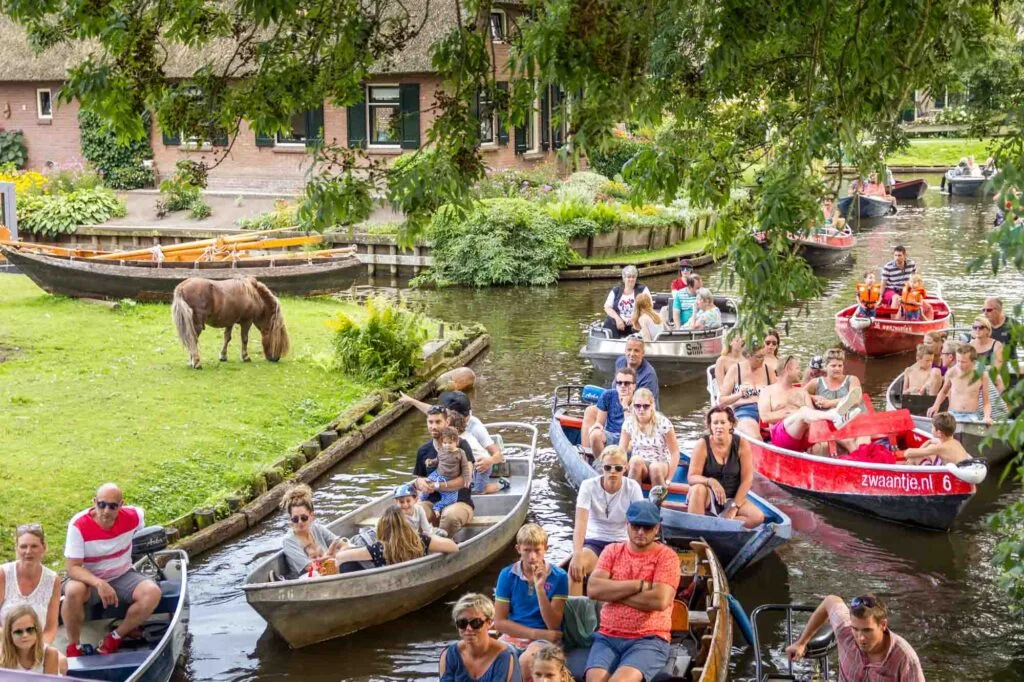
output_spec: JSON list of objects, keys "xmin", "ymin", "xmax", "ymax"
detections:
[
  {"xmin": 621, "ymin": 388, "xmax": 681, "ymax": 498},
  {"xmin": 0, "ymin": 524, "xmax": 60, "ymax": 645},
  {"xmin": 0, "ymin": 604, "xmax": 65, "ymax": 674},
  {"xmin": 568, "ymin": 446, "xmax": 644, "ymax": 595},
  {"xmin": 439, "ymin": 593, "xmax": 520, "ymax": 682},
  {"xmin": 763, "ymin": 329, "xmax": 781, "ymax": 374},
  {"xmin": 279, "ymin": 484, "xmax": 346, "ymax": 579}
]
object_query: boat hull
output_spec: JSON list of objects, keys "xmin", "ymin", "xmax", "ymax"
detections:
[
  {"xmin": 836, "ymin": 195, "xmax": 895, "ymax": 219},
  {"xmin": 1, "ymin": 247, "xmax": 362, "ymax": 301},
  {"xmin": 795, "ymin": 238, "xmax": 855, "ymax": 268},
  {"xmin": 835, "ymin": 301, "xmax": 951, "ymax": 357},
  {"xmin": 890, "ymin": 179, "xmax": 928, "ymax": 200},
  {"xmin": 946, "ymin": 174, "xmax": 989, "ymax": 197}
]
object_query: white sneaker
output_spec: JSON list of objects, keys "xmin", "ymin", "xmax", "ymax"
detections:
[
  {"xmin": 649, "ymin": 485, "xmax": 668, "ymax": 508},
  {"xmin": 835, "ymin": 386, "xmax": 863, "ymax": 418}
]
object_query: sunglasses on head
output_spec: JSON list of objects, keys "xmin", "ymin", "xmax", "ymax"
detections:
[
  {"xmin": 633, "ymin": 403, "xmax": 652, "ymax": 411},
  {"xmin": 427, "ymin": 405, "xmax": 448, "ymax": 416},
  {"xmin": 455, "ymin": 617, "xmax": 486, "ymax": 630},
  {"xmin": 850, "ymin": 595, "xmax": 878, "ymax": 609},
  {"xmin": 95, "ymin": 501, "xmax": 120, "ymax": 511},
  {"xmin": 11, "ymin": 626, "xmax": 37, "ymax": 637},
  {"xmin": 603, "ymin": 464, "xmax": 625, "ymax": 473},
  {"xmin": 291, "ymin": 514, "xmax": 310, "ymax": 524},
  {"xmin": 615, "ymin": 380, "xmax": 635, "ymax": 387},
  {"xmin": 16, "ymin": 523, "xmax": 42, "ymax": 534}
]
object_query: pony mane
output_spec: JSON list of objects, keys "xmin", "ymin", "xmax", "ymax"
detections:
[{"xmin": 246, "ymin": 278, "xmax": 290, "ymax": 359}]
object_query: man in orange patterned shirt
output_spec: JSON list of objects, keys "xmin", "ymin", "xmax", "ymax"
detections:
[{"xmin": 584, "ymin": 501, "xmax": 681, "ymax": 682}]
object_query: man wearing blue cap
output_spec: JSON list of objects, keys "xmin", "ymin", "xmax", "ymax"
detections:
[{"xmin": 584, "ymin": 501, "xmax": 681, "ymax": 682}]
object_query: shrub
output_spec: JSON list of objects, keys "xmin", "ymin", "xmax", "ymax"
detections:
[
  {"xmin": 158, "ymin": 160, "xmax": 210, "ymax": 218},
  {"xmin": 43, "ymin": 163, "xmax": 104, "ymax": 194},
  {"xmin": 0, "ymin": 130, "xmax": 28, "ymax": 169},
  {"xmin": 546, "ymin": 198, "xmax": 594, "ymax": 224},
  {"xmin": 19, "ymin": 187, "xmax": 127, "ymax": 236},
  {"xmin": 422, "ymin": 198, "xmax": 579, "ymax": 287},
  {"xmin": 78, "ymin": 111, "xmax": 155, "ymax": 190},
  {"xmin": 475, "ymin": 168, "xmax": 560, "ymax": 200},
  {"xmin": 237, "ymin": 200, "xmax": 298, "ymax": 230},
  {"xmin": 188, "ymin": 196, "xmax": 212, "ymax": 220},
  {"xmin": 564, "ymin": 171, "xmax": 610, "ymax": 194},
  {"xmin": 328, "ymin": 297, "xmax": 426, "ymax": 384},
  {"xmin": 599, "ymin": 180, "xmax": 630, "ymax": 200},
  {"xmin": 0, "ymin": 168, "xmax": 47, "ymax": 195},
  {"xmin": 587, "ymin": 137, "xmax": 653, "ymax": 178},
  {"xmin": 158, "ymin": 175, "xmax": 200, "ymax": 213}
]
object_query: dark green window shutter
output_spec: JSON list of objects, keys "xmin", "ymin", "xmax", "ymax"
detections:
[
  {"xmin": 399, "ymin": 84, "xmax": 420, "ymax": 150},
  {"xmin": 540, "ymin": 86, "xmax": 550, "ymax": 151},
  {"xmin": 552, "ymin": 86, "xmax": 565, "ymax": 149},
  {"xmin": 255, "ymin": 130, "xmax": 275, "ymax": 147},
  {"xmin": 305, "ymin": 105, "xmax": 325, "ymax": 148},
  {"xmin": 212, "ymin": 129, "xmax": 229, "ymax": 146},
  {"xmin": 162, "ymin": 130, "xmax": 181, "ymax": 146},
  {"xmin": 514, "ymin": 125, "xmax": 527, "ymax": 154},
  {"xmin": 347, "ymin": 91, "xmax": 367, "ymax": 149},
  {"xmin": 471, "ymin": 90, "xmax": 481, "ymax": 143},
  {"xmin": 496, "ymin": 82, "xmax": 509, "ymax": 145}
]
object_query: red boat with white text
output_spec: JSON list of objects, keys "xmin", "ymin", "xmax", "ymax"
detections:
[{"xmin": 834, "ymin": 289, "xmax": 951, "ymax": 357}]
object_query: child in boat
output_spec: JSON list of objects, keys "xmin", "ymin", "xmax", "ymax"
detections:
[
  {"xmin": 901, "ymin": 412, "xmax": 969, "ymax": 466},
  {"xmin": 446, "ymin": 411, "xmax": 510, "ymax": 495},
  {"xmin": 303, "ymin": 542, "xmax": 336, "ymax": 577},
  {"xmin": 531, "ymin": 643, "xmax": 574, "ymax": 682},
  {"xmin": 899, "ymin": 273, "xmax": 929, "ymax": 320},
  {"xmin": 393, "ymin": 483, "xmax": 435, "ymax": 536},
  {"xmin": 927, "ymin": 344, "xmax": 992, "ymax": 426},
  {"xmin": 902, "ymin": 344, "xmax": 943, "ymax": 396},
  {"xmin": 422, "ymin": 426, "xmax": 473, "ymax": 513},
  {"xmin": 855, "ymin": 272, "xmax": 882, "ymax": 318}
]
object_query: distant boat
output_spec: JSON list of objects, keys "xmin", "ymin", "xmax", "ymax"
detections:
[
  {"xmin": 890, "ymin": 178, "xmax": 929, "ymax": 200},
  {"xmin": 836, "ymin": 194, "xmax": 897, "ymax": 219},
  {"xmin": 757, "ymin": 230, "xmax": 856, "ymax": 269},
  {"xmin": 944, "ymin": 166, "xmax": 996, "ymax": 196}
]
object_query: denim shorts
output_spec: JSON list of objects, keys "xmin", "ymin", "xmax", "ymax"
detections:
[
  {"xmin": 582, "ymin": 538, "xmax": 615, "ymax": 557},
  {"xmin": 585, "ymin": 633, "xmax": 671, "ymax": 682}
]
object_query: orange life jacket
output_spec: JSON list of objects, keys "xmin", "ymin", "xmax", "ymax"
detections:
[
  {"xmin": 902, "ymin": 284, "xmax": 926, "ymax": 311},
  {"xmin": 856, "ymin": 283, "xmax": 882, "ymax": 308}
]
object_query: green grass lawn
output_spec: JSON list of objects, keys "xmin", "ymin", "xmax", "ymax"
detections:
[
  {"xmin": 885, "ymin": 137, "xmax": 998, "ymax": 167},
  {"xmin": 0, "ymin": 275, "xmax": 383, "ymax": 564},
  {"xmin": 579, "ymin": 234, "xmax": 713, "ymax": 265}
]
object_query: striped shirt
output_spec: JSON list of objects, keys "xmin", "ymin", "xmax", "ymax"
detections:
[
  {"xmin": 880, "ymin": 258, "xmax": 917, "ymax": 293},
  {"xmin": 64, "ymin": 506, "xmax": 145, "ymax": 580},
  {"xmin": 828, "ymin": 602, "xmax": 925, "ymax": 682}
]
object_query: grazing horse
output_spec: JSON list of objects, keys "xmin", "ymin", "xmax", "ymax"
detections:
[{"xmin": 171, "ymin": 277, "xmax": 290, "ymax": 369}]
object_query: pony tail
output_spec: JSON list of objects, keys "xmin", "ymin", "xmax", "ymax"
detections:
[{"xmin": 171, "ymin": 289, "xmax": 200, "ymax": 360}]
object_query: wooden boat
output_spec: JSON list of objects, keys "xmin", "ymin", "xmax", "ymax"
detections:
[
  {"xmin": 580, "ymin": 294, "xmax": 738, "ymax": 385},
  {"xmin": 834, "ymin": 293, "xmax": 951, "ymax": 357},
  {"xmin": 57, "ymin": 527, "xmax": 190, "ymax": 682},
  {"xmin": 563, "ymin": 541, "xmax": 731, "ymax": 682},
  {"xmin": 794, "ymin": 231, "xmax": 856, "ymax": 268},
  {"xmin": 836, "ymin": 194, "xmax": 896, "ymax": 219},
  {"xmin": 549, "ymin": 386, "xmax": 791, "ymax": 577},
  {"xmin": 242, "ymin": 422, "xmax": 537, "ymax": 648},
  {"xmin": 1, "ymin": 246, "xmax": 362, "ymax": 301},
  {"xmin": 890, "ymin": 178, "xmax": 929, "ymax": 200},
  {"xmin": 706, "ymin": 378, "xmax": 987, "ymax": 530},
  {"xmin": 944, "ymin": 170, "xmax": 994, "ymax": 197},
  {"xmin": 884, "ymin": 374, "xmax": 1014, "ymax": 464}
]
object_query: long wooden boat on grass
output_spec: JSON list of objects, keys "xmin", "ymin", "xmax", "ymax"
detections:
[
  {"xmin": 562, "ymin": 541, "xmax": 731, "ymax": 682},
  {"xmin": 58, "ymin": 527, "xmax": 190, "ymax": 682},
  {"xmin": 580, "ymin": 294, "xmax": 738, "ymax": 385},
  {"xmin": 834, "ymin": 289, "xmax": 951, "ymax": 357},
  {"xmin": 884, "ymin": 374, "xmax": 1014, "ymax": 464},
  {"xmin": 243, "ymin": 422, "xmax": 537, "ymax": 648},
  {"xmin": 549, "ymin": 386, "xmax": 791, "ymax": 577}
]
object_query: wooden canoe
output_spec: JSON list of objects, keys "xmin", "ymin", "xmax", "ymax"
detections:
[
  {"xmin": 242, "ymin": 423, "xmax": 538, "ymax": 648},
  {"xmin": 0, "ymin": 246, "xmax": 363, "ymax": 301}
]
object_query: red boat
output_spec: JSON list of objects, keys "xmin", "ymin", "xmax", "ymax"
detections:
[
  {"xmin": 890, "ymin": 178, "xmax": 929, "ymax": 200},
  {"xmin": 736, "ymin": 403, "xmax": 987, "ymax": 530},
  {"xmin": 834, "ymin": 295, "xmax": 951, "ymax": 357}
]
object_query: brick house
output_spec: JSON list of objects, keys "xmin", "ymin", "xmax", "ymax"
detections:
[{"xmin": 0, "ymin": 2, "xmax": 566, "ymax": 193}]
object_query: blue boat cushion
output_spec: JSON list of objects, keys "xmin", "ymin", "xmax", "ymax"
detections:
[
  {"xmin": 88, "ymin": 579, "xmax": 180, "ymax": 622},
  {"xmin": 66, "ymin": 649, "xmax": 152, "ymax": 681}
]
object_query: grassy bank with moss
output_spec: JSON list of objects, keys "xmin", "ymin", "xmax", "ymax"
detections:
[{"xmin": 0, "ymin": 275, "xmax": 426, "ymax": 563}]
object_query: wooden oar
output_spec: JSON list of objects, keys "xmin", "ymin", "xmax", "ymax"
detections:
[{"xmin": 87, "ymin": 227, "xmax": 301, "ymax": 261}]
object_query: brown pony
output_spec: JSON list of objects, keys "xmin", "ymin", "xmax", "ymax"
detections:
[{"xmin": 171, "ymin": 277, "xmax": 290, "ymax": 369}]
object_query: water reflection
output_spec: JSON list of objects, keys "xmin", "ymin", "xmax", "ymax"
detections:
[{"xmin": 177, "ymin": 183, "xmax": 1024, "ymax": 682}]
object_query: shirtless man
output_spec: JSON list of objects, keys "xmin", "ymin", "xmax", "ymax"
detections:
[
  {"xmin": 902, "ymin": 344, "xmax": 943, "ymax": 396},
  {"xmin": 902, "ymin": 412, "xmax": 969, "ymax": 466},
  {"xmin": 927, "ymin": 344, "xmax": 992, "ymax": 426},
  {"xmin": 758, "ymin": 356, "xmax": 861, "ymax": 453}
]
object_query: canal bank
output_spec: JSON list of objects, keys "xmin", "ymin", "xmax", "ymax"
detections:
[{"xmin": 173, "ymin": 181, "xmax": 1024, "ymax": 682}]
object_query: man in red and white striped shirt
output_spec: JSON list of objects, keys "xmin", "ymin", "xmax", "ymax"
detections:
[{"xmin": 62, "ymin": 483, "xmax": 162, "ymax": 657}]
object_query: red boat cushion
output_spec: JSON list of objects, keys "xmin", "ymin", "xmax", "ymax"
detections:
[
  {"xmin": 837, "ymin": 443, "xmax": 898, "ymax": 464},
  {"xmin": 559, "ymin": 414, "xmax": 583, "ymax": 430},
  {"xmin": 808, "ymin": 408, "xmax": 916, "ymax": 444}
]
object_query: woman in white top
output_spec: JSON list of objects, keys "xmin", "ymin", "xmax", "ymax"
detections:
[
  {"xmin": 621, "ymin": 388, "xmax": 681, "ymax": 494},
  {"xmin": 567, "ymin": 446, "xmax": 643, "ymax": 595},
  {"xmin": 631, "ymin": 292, "xmax": 665, "ymax": 341},
  {"xmin": 0, "ymin": 524, "xmax": 60, "ymax": 645},
  {"xmin": 603, "ymin": 265, "xmax": 650, "ymax": 338},
  {"xmin": 0, "ymin": 605, "xmax": 65, "ymax": 675}
]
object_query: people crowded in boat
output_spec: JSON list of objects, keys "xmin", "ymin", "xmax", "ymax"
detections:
[
  {"xmin": 620, "ymin": 388, "xmax": 680, "ymax": 506},
  {"xmin": 603, "ymin": 266, "xmax": 650, "ymax": 338},
  {"xmin": 1, "ymin": 605, "xmax": 66, "ymax": 675},
  {"xmin": 849, "ymin": 171, "xmax": 896, "ymax": 206},
  {"xmin": 278, "ymin": 484, "xmax": 349, "ymax": 579},
  {"xmin": 439, "ymin": 593, "xmax": 521, "ymax": 682},
  {"xmin": 937, "ymin": 340, "xmax": 958, "ymax": 376},
  {"xmin": 580, "ymin": 367, "xmax": 636, "ymax": 459},
  {"xmin": 493, "ymin": 523, "xmax": 568, "ymax": 680},
  {"xmin": 631, "ymin": 293, "xmax": 665, "ymax": 341},
  {"xmin": 671, "ymin": 273, "xmax": 701, "ymax": 328},
  {"xmin": 686, "ymin": 406, "xmax": 765, "ymax": 529},
  {"xmin": 970, "ymin": 316, "xmax": 1005, "ymax": 372},
  {"xmin": 447, "ymin": 412, "xmax": 511, "ymax": 494},
  {"xmin": 568, "ymin": 446, "xmax": 643, "ymax": 595},
  {"xmin": 683, "ymin": 288, "xmax": 722, "ymax": 330},
  {"xmin": 896, "ymin": 273, "xmax": 933, "ymax": 320},
  {"xmin": 854, "ymin": 272, "xmax": 882, "ymax": 318},
  {"xmin": 717, "ymin": 341, "xmax": 776, "ymax": 437},
  {"xmin": 393, "ymin": 483, "xmax": 435, "ymax": 536},
  {"xmin": 901, "ymin": 412, "xmax": 970, "ymax": 466},
  {"xmin": 902, "ymin": 344, "xmax": 943, "ymax": 396},
  {"xmin": 333, "ymin": 506, "xmax": 458, "ymax": 573},
  {"xmin": 880, "ymin": 245, "xmax": 917, "ymax": 308},
  {"xmin": 714, "ymin": 332, "xmax": 745, "ymax": 391},
  {"xmin": 422, "ymin": 425, "xmax": 476, "ymax": 509},
  {"xmin": 0, "ymin": 524, "xmax": 60, "ymax": 646},
  {"xmin": 927, "ymin": 344, "xmax": 993, "ymax": 426}
]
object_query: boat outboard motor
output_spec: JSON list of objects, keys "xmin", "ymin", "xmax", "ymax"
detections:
[
  {"xmin": 949, "ymin": 458, "xmax": 988, "ymax": 485},
  {"xmin": 131, "ymin": 526, "xmax": 169, "ymax": 581}
]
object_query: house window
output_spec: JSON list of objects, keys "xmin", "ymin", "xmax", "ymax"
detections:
[
  {"xmin": 36, "ymin": 89, "xmax": 52, "ymax": 119},
  {"xmin": 276, "ymin": 112, "xmax": 309, "ymax": 145},
  {"xmin": 489, "ymin": 11, "xmax": 506, "ymax": 42},
  {"xmin": 479, "ymin": 91, "xmax": 495, "ymax": 144},
  {"xmin": 368, "ymin": 86, "xmax": 402, "ymax": 145}
]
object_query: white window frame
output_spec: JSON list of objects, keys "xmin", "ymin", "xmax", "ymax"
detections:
[
  {"xmin": 478, "ymin": 91, "xmax": 498, "ymax": 146},
  {"xmin": 275, "ymin": 111, "xmax": 310, "ymax": 147},
  {"xmin": 527, "ymin": 96, "xmax": 541, "ymax": 153},
  {"xmin": 36, "ymin": 88, "xmax": 53, "ymax": 119},
  {"xmin": 367, "ymin": 84, "xmax": 403, "ymax": 149},
  {"xmin": 489, "ymin": 10, "xmax": 507, "ymax": 42}
]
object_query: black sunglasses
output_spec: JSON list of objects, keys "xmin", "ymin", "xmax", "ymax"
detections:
[
  {"xmin": 455, "ymin": 617, "xmax": 486, "ymax": 630},
  {"xmin": 11, "ymin": 626, "xmax": 37, "ymax": 637},
  {"xmin": 633, "ymin": 403, "xmax": 653, "ymax": 411},
  {"xmin": 982, "ymin": 307, "xmax": 995, "ymax": 312},
  {"xmin": 615, "ymin": 380, "xmax": 635, "ymax": 387},
  {"xmin": 603, "ymin": 464, "xmax": 625, "ymax": 473},
  {"xmin": 850, "ymin": 595, "xmax": 878, "ymax": 609},
  {"xmin": 628, "ymin": 523, "xmax": 658, "ymax": 532},
  {"xmin": 291, "ymin": 515, "xmax": 310, "ymax": 523},
  {"xmin": 96, "ymin": 501, "xmax": 121, "ymax": 511}
]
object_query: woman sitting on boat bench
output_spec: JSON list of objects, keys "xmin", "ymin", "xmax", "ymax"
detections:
[
  {"xmin": 686, "ymin": 406, "xmax": 764, "ymax": 528},
  {"xmin": 280, "ymin": 484, "xmax": 347, "ymax": 580},
  {"xmin": 333, "ymin": 506, "xmax": 457, "ymax": 574}
]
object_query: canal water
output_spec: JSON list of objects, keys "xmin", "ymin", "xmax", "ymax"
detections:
[{"xmin": 176, "ymin": 179, "xmax": 1024, "ymax": 681}]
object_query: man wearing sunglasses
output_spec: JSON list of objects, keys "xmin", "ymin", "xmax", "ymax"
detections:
[
  {"xmin": 62, "ymin": 483, "xmax": 162, "ymax": 657},
  {"xmin": 585, "ymin": 501, "xmax": 680, "ymax": 682},
  {"xmin": 982, "ymin": 296, "xmax": 1014, "ymax": 349},
  {"xmin": 582, "ymin": 368, "xmax": 637, "ymax": 458},
  {"xmin": 786, "ymin": 594, "xmax": 924, "ymax": 681}
]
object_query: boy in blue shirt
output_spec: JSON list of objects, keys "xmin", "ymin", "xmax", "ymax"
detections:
[{"xmin": 494, "ymin": 523, "xmax": 569, "ymax": 681}]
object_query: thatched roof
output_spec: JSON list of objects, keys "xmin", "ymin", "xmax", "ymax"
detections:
[{"xmin": 0, "ymin": 1, "xmax": 468, "ymax": 82}]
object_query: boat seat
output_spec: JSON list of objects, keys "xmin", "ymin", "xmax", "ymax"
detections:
[
  {"xmin": 88, "ymin": 579, "xmax": 180, "ymax": 622},
  {"xmin": 66, "ymin": 649, "xmax": 152, "ymax": 679},
  {"xmin": 356, "ymin": 515, "xmax": 504, "ymax": 528}
]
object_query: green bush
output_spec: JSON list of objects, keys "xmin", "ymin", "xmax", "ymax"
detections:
[
  {"xmin": 587, "ymin": 137, "xmax": 653, "ymax": 179},
  {"xmin": 475, "ymin": 168, "xmax": 559, "ymax": 199},
  {"xmin": 237, "ymin": 200, "xmax": 298, "ymax": 230},
  {"xmin": 45, "ymin": 167, "xmax": 103, "ymax": 194},
  {"xmin": 158, "ymin": 175, "xmax": 200, "ymax": 212},
  {"xmin": 158, "ymin": 160, "xmax": 210, "ymax": 219},
  {"xmin": 78, "ymin": 111, "xmax": 155, "ymax": 190},
  {"xmin": 422, "ymin": 198, "xmax": 579, "ymax": 287},
  {"xmin": 0, "ymin": 130, "xmax": 28, "ymax": 169},
  {"xmin": 19, "ymin": 187, "xmax": 127, "ymax": 236},
  {"xmin": 188, "ymin": 195, "xmax": 212, "ymax": 220},
  {"xmin": 328, "ymin": 297, "xmax": 426, "ymax": 384}
]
